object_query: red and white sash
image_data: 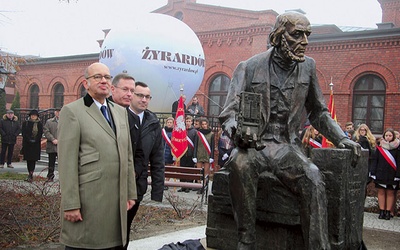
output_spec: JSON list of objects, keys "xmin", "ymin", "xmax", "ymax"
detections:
[
  {"xmin": 309, "ymin": 138, "xmax": 322, "ymax": 148},
  {"xmin": 187, "ymin": 136, "xmax": 194, "ymax": 149},
  {"xmin": 377, "ymin": 146, "xmax": 397, "ymax": 171},
  {"xmin": 197, "ymin": 131, "xmax": 214, "ymax": 170},
  {"xmin": 197, "ymin": 131, "xmax": 211, "ymax": 156},
  {"xmin": 162, "ymin": 128, "xmax": 172, "ymax": 148}
]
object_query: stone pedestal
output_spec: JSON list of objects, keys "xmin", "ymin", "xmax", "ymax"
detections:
[{"xmin": 206, "ymin": 148, "xmax": 368, "ymax": 250}]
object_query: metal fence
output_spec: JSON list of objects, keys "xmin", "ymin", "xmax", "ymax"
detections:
[{"xmin": 14, "ymin": 109, "xmax": 222, "ymax": 136}]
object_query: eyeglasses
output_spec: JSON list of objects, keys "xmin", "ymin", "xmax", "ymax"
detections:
[
  {"xmin": 134, "ymin": 92, "xmax": 152, "ymax": 100},
  {"xmin": 115, "ymin": 86, "xmax": 135, "ymax": 94},
  {"xmin": 86, "ymin": 74, "xmax": 113, "ymax": 82}
]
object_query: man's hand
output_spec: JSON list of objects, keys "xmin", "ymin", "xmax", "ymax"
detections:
[
  {"xmin": 127, "ymin": 200, "xmax": 136, "ymax": 210},
  {"xmin": 64, "ymin": 209, "xmax": 83, "ymax": 222},
  {"xmin": 337, "ymin": 138, "xmax": 361, "ymax": 167},
  {"xmin": 222, "ymin": 120, "xmax": 237, "ymax": 139}
]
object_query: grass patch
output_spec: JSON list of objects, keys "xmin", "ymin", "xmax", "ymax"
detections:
[{"xmin": 0, "ymin": 172, "xmax": 28, "ymax": 180}]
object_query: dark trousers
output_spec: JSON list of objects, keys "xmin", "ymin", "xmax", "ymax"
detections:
[
  {"xmin": 47, "ymin": 152, "xmax": 57, "ymax": 179},
  {"xmin": 27, "ymin": 160, "xmax": 36, "ymax": 173},
  {"xmin": 123, "ymin": 201, "xmax": 141, "ymax": 249},
  {"xmin": 0, "ymin": 143, "xmax": 15, "ymax": 165}
]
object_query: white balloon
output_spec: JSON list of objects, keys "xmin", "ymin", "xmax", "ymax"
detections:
[{"xmin": 99, "ymin": 13, "xmax": 205, "ymax": 112}]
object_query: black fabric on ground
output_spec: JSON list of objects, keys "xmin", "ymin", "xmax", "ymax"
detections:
[{"xmin": 158, "ymin": 239, "xmax": 205, "ymax": 250}]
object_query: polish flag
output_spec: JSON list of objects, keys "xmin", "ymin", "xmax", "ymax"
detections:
[{"xmin": 171, "ymin": 95, "xmax": 188, "ymax": 160}]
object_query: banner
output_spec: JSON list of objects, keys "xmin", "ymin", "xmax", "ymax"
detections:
[{"xmin": 171, "ymin": 95, "xmax": 188, "ymax": 160}]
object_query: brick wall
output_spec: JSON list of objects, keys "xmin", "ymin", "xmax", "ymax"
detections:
[{"xmin": 10, "ymin": 0, "xmax": 400, "ymax": 132}]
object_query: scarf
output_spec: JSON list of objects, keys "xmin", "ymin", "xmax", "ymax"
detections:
[
  {"xmin": 29, "ymin": 118, "xmax": 40, "ymax": 138},
  {"xmin": 198, "ymin": 128, "xmax": 212, "ymax": 135},
  {"xmin": 380, "ymin": 138, "xmax": 400, "ymax": 150}
]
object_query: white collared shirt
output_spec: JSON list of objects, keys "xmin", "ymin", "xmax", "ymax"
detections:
[
  {"xmin": 93, "ymin": 99, "xmax": 108, "ymax": 110},
  {"xmin": 129, "ymin": 107, "xmax": 144, "ymax": 124}
]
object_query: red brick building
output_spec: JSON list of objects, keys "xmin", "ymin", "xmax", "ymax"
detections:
[{"xmin": 11, "ymin": 0, "xmax": 400, "ymax": 134}]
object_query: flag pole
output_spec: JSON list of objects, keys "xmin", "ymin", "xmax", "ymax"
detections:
[
  {"xmin": 171, "ymin": 84, "xmax": 188, "ymax": 163},
  {"xmin": 322, "ymin": 78, "xmax": 336, "ymax": 148},
  {"xmin": 180, "ymin": 84, "xmax": 184, "ymax": 96}
]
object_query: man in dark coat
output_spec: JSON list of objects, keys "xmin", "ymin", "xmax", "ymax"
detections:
[
  {"xmin": 187, "ymin": 95, "xmax": 205, "ymax": 117},
  {"xmin": 110, "ymin": 74, "xmax": 165, "ymax": 249},
  {"xmin": 219, "ymin": 12, "xmax": 361, "ymax": 250},
  {"xmin": 172, "ymin": 95, "xmax": 187, "ymax": 118},
  {"xmin": 0, "ymin": 109, "xmax": 21, "ymax": 168}
]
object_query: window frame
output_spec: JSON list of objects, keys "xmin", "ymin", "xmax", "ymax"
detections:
[
  {"xmin": 29, "ymin": 84, "xmax": 40, "ymax": 109},
  {"xmin": 208, "ymin": 74, "xmax": 231, "ymax": 117},
  {"xmin": 352, "ymin": 74, "xmax": 386, "ymax": 134},
  {"xmin": 52, "ymin": 82, "xmax": 64, "ymax": 109}
]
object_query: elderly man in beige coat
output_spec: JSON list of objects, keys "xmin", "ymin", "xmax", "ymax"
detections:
[{"xmin": 58, "ymin": 62, "xmax": 136, "ymax": 249}]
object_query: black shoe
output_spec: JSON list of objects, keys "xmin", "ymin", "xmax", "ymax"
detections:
[
  {"xmin": 378, "ymin": 210, "xmax": 385, "ymax": 219},
  {"xmin": 184, "ymin": 188, "xmax": 190, "ymax": 193},
  {"xmin": 177, "ymin": 188, "xmax": 184, "ymax": 192},
  {"xmin": 25, "ymin": 175, "xmax": 33, "ymax": 183},
  {"xmin": 385, "ymin": 210, "xmax": 391, "ymax": 220},
  {"xmin": 164, "ymin": 186, "xmax": 169, "ymax": 190},
  {"xmin": 45, "ymin": 178, "xmax": 54, "ymax": 183}
]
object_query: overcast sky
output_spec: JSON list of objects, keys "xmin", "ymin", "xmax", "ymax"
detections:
[{"xmin": 0, "ymin": 0, "xmax": 382, "ymax": 57}]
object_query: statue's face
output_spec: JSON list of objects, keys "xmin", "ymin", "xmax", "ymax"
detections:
[{"xmin": 281, "ymin": 16, "xmax": 311, "ymax": 62}]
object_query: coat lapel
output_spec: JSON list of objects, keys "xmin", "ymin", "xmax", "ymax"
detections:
[
  {"xmin": 250, "ymin": 49, "xmax": 273, "ymax": 137},
  {"xmin": 86, "ymin": 103, "xmax": 116, "ymax": 139},
  {"xmin": 108, "ymin": 101, "xmax": 120, "ymax": 139}
]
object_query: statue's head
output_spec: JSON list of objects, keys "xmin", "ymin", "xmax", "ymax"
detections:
[{"xmin": 269, "ymin": 12, "xmax": 311, "ymax": 62}]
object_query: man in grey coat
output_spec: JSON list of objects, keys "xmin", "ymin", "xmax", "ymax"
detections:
[
  {"xmin": 58, "ymin": 62, "xmax": 136, "ymax": 249},
  {"xmin": 43, "ymin": 107, "xmax": 60, "ymax": 182},
  {"xmin": 219, "ymin": 12, "xmax": 361, "ymax": 250}
]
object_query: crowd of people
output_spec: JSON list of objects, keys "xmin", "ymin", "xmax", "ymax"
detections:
[
  {"xmin": 301, "ymin": 121, "xmax": 400, "ymax": 220},
  {"xmin": 167, "ymin": 100, "xmax": 233, "ymax": 194}
]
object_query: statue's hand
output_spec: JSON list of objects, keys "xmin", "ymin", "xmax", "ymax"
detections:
[
  {"xmin": 338, "ymin": 138, "xmax": 361, "ymax": 167},
  {"xmin": 234, "ymin": 134, "xmax": 251, "ymax": 149}
]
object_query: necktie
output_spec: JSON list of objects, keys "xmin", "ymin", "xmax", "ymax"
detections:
[
  {"xmin": 133, "ymin": 113, "xmax": 141, "ymax": 127},
  {"xmin": 100, "ymin": 105, "xmax": 110, "ymax": 123}
]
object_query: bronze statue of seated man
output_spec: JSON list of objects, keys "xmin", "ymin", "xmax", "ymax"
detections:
[{"xmin": 219, "ymin": 12, "xmax": 361, "ymax": 250}]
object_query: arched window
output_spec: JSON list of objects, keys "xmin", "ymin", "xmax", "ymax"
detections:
[
  {"xmin": 53, "ymin": 83, "xmax": 64, "ymax": 108},
  {"xmin": 79, "ymin": 84, "xmax": 86, "ymax": 98},
  {"xmin": 352, "ymin": 74, "xmax": 386, "ymax": 134},
  {"xmin": 29, "ymin": 84, "xmax": 39, "ymax": 109},
  {"xmin": 174, "ymin": 11, "xmax": 183, "ymax": 21},
  {"xmin": 208, "ymin": 74, "xmax": 230, "ymax": 116}
]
